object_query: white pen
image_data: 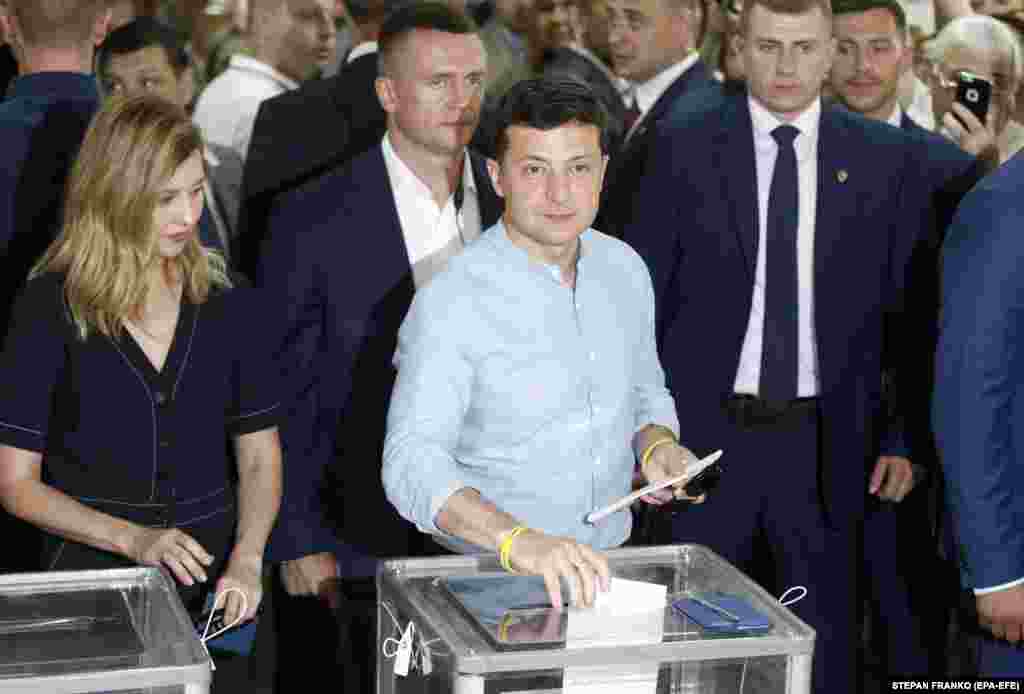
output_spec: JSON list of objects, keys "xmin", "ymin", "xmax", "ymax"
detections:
[{"xmin": 585, "ymin": 449, "xmax": 724, "ymax": 525}]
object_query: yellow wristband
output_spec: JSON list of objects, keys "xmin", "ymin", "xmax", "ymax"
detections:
[
  {"xmin": 640, "ymin": 436, "xmax": 676, "ymax": 469},
  {"xmin": 499, "ymin": 526, "xmax": 528, "ymax": 573}
]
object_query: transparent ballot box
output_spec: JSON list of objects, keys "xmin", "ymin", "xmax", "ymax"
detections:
[
  {"xmin": 377, "ymin": 544, "xmax": 815, "ymax": 694},
  {"xmin": 0, "ymin": 568, "xmax": 211, "ymax": 693}
]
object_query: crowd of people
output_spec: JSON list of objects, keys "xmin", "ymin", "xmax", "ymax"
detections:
[{"xmin": 1, "ymin": 0, "xmax": 1024, "ymax": 692}]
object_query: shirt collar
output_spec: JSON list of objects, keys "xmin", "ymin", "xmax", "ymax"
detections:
[
  {"xmin": 347, "ymin": 41, "xmax": 378, "ymax": 64},
  {"xmin": 382, "ymin": 132, "xmax": 477, "ymax": 206},
  {"xmin": 885, "ymin": 104, "xmax": 903, "ymax": 128},
  {"xmin": 632, "ymin": 53, "xmax": 700, "ymax": 113},
  {"xmin": 7, "ymin": 72, "xmax": 99, "ymax": 102},
  {"xmin": 491, "ymin": 220, "xmax": 591, "ymax": 284},
  {"xmin": 227, "ymin": 54, "xmax": 299, "ymax": 91},
  {"xmin": 748, "ymin": 94, "xmax": 821, "ymax": 160}
]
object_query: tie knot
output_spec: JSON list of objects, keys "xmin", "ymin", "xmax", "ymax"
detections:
[{"xmin": 772, "ymin": 124, "xmax": 799, "ymax": 147}]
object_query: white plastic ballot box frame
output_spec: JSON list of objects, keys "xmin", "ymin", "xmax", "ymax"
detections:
[
  {"xmin": 0, "ymin": 567, "xmax": 211, "ymax": 694},
  {"xmin": 377, "ymin": 544, "xmax": 815, "ymax": 694}
]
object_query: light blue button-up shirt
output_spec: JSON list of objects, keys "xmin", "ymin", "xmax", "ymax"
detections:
[{"xmin": 383, "ymin": 222, "xmax": 680, "ymax": 550}]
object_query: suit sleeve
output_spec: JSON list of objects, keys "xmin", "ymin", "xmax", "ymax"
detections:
[
  {"xmin": 619, "ymin": 122, "xmax": 684, "ymax": 343},
  {"xmin": 255, "ymin": 195, "xmax": 338, "ymax": 562},
  {"xmin": 934, "ymin": 186, "xmax": 1024, "ymax": 591}
]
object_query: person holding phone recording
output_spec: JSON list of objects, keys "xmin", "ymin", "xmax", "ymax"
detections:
[
  {"xmin": 924, "ymin": 14, "xmax": 1022, "ymax": 162},
  {"xmin": 0, "ymin": 94, "xmax": 282, "ymax": 686}
]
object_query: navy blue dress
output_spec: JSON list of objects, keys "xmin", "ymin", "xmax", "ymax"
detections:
[{"xmin": 0, "ymin": 272, "xmax": 280, "ymax": 614}]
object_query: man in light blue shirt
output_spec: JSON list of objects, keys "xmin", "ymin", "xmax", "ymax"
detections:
[{"xmin": 383, "ymin": 77, "xmax": 699, "ymax": 610}]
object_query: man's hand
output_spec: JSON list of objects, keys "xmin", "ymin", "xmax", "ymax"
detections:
[
  {"xmin": 641, "ymin": 441, "xmax": 705, "ymax": 505},
  {"xmin": 944, "ymin": 103, "xmax": 1000, "ymax": 168},
  {"xmin": 868, "ymin": 455, "xmax": 917, "ymax": 502},
  {"xmin": 280, "ymin": 552, "xmax": 341, "ymax": 609},
  {"xmin": 977, "ymin": 583, "xmax": 1024, "ymax": 643},
  {"xmin": 506, "ymin": 530, "xmax": 610, "ymax": 610}
]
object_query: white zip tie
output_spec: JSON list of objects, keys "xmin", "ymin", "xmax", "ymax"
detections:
[{"xmin": 199, "ymin": 586, "xmax": 248, "ymax": 671}]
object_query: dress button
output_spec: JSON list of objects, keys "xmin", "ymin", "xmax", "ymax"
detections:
[{"xmin": 154, "ymin": 391, "xmax": 167, "ymax": 406}]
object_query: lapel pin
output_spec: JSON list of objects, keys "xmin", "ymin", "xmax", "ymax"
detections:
[{"xmin": 837, "ymin": 169, "xmax": 849, "ymax": 183}]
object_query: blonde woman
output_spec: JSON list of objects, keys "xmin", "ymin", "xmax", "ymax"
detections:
[{"xmin": 0, "ymin": 94, "xmax": 281, "ymax": 636}]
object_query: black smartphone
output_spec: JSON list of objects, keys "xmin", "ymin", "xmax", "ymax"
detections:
[
  {"xmin": 683, "ymin": 460, "xmax": 724, "ymax": 497},
  {"xmin": 955, "ymin": 71, "xmax": 992, "ymax": 125}
]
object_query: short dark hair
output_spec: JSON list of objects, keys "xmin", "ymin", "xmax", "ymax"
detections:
[
  {"xmin": 832, "ymin": 0, "xmax": 906, "ymax": 32},
  {"xmin": 97, "ymin": 17, "xmax": 190, "ymax": 77},
  {"xmin": 346, "ymin": 0, "xmax": 408, "ymax": 23},
  {"xmin": 378, "ymin": 2, "xmax": 478, "ymax": 76},
  {"xmin": 491, "ymin": 77, "xmax": 610, "ymax": 161},
  {"xmin": 741, "ymin": 0, "xmax": 833, "ymax": 34}
]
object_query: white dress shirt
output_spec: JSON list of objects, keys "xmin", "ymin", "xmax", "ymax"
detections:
[
  {"xmin": 193, "ymin": 55, "xmax": 299, "ymax": 227},
  {"xmin": 733, "ymin": 97, "xmax": 822, "ymax": 398},
  {"xmin": 625, "ymin": 52, "xmax": 700, "ymax": 141},
  {"xmin": 346, "ymin": 41, "xmax": 378, "ymax": 64},
  {"xmin": 382, "ymin": 134, "xmax": 483, "ymax": 288}
]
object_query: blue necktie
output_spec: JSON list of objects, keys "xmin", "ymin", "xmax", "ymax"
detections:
[{"xmin": 760, "ymin": 125, "xmax": 800, "ymax": 404}]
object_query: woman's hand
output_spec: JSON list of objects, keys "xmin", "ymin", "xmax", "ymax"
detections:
[
  {"xmin": 214, "ymin": 552, "xmax": 263, "ymax": 625},
  {"xmin": 129, "ymin": 527, "xmax": 213, "ymax": 586}
]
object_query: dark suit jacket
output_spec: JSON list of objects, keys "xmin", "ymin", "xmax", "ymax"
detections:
[
  {"xmin": 624, "ymin": 88, "xmax": 929, "ymax": 527},
  {"xmin": 892, "ymin": 113, "xmax": 982, "ymax": 469},
  {"xmin": 934, "ymin": 150, "xmax": 1024, "ymax": 591},
  {"xmin": 258, "ymin": 145, "xmax": 503, "ymax": 568},
  {"xmin": 596, "ymin": 59, "xmax": 714, "ymax": 238},
  {"xmin": 237, "ymin": 52, "xmax": 384, "ymax": 277}
]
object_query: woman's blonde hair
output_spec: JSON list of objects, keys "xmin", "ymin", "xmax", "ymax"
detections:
[{"xmin": 31, "ymin": 93, "xmax": 231, "ymax": 340}]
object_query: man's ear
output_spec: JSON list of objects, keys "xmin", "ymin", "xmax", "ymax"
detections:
[
  {"xmin": 487, "ymin": 157, "xmax": 504, "ymax": 198},
  {"xmin": 93, "ymin": 8, "xmax": 113, "ymax": 47},
  {"xmin": 375, "ymin": 75, "xmax": 397, "ymax": 113},
  {"xmin": 180, "ymin": 66, "xmax": 197, "ymax": 108}
]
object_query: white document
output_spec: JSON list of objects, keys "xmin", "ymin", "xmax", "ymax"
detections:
[{"xmin": 563, "ymin": 577, "xmax": 667, "ymax": 694}]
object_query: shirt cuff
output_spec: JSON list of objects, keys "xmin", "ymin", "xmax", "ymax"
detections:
[
  {"xmin": 425, "ymin": 480, "xmax": 469, "ymax": 535},
  {"xmin": 974, "ymin": 575, "xmax": 1024, "ymax": 595}
]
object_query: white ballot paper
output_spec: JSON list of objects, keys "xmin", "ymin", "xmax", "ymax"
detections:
[{"xmin": 563, "ymin": 577, "xmax": 667, "ymax": 694}]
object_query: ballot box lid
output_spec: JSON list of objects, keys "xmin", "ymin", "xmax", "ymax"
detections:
[
  {"xmin": 378, "ymin": 544, "xmax": 815, "ymax": 674},
  {"xmin": 0, "ymin": 567, "xmax": 211, "ymax": 692}
]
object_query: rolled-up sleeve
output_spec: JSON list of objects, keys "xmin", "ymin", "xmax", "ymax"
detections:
[
  {"xmin": 383, "ymin": 282, "xmax": 472, "ymax": 535},
  {"xmin": 631, "ymin": 259, "xmax": 680, "ymax": 438},
  {"xmin": 0, "ymin": 277, "xmax": 66, "ymax": 453}
]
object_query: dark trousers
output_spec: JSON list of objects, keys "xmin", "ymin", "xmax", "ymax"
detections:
[
  {"xmin": 272, "ymin": 573, "xmax": 378, "ymax": 693},
  {"xmin": 862, "ymin": 490, "xmax": 947, "ymax": 676},
  {"xmin": 658, "ymin": 398, "xmax": 860, "ymax": 694}
]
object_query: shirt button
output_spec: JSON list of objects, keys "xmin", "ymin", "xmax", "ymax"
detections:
[
  {"xmin": 159, "ymin": 439, "xmax": 170, "ymax": 448},
  {"xmin": 156, "ymin": 470, "xmax": 170, "ymax": 482},
  {"xmin": 595, "ymin": 457, "xmax": 601, "ymax": 466},
  {"xmin": 589, "ymin": 352, "xmax": 596, "ymax": 361},
  {"xmin": 154, "ymin": 391, "xmax": 167, "ymax": 406}
]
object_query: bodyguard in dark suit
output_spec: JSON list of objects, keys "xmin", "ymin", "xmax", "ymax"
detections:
[
  {"xmin": 237, "ymin": 0, "xmax": 406, "ymax": 278},
  {"xmin": 256, "ymin": 5, "xmax": 501, "ymax": 690},
  {"xmin": 597, "ymin": 0, "xmax": 713, "ymax": 237},
  {"xmin": 828, "ymin": 0, "xmax": 995, "ymax": 676},
  {"xmin": 623, "ymin": 0, "xmax": 936, "ymax": 690}
]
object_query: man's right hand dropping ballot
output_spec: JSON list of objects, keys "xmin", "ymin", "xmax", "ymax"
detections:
[{"xmin": 504, "ymin": 529, "xmax": 611, "ymax": 611}]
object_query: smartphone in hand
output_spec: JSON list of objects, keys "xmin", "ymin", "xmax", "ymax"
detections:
[{"xmin": 955, "ymin": 70, "xmax": 992, "ymax": 126}]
